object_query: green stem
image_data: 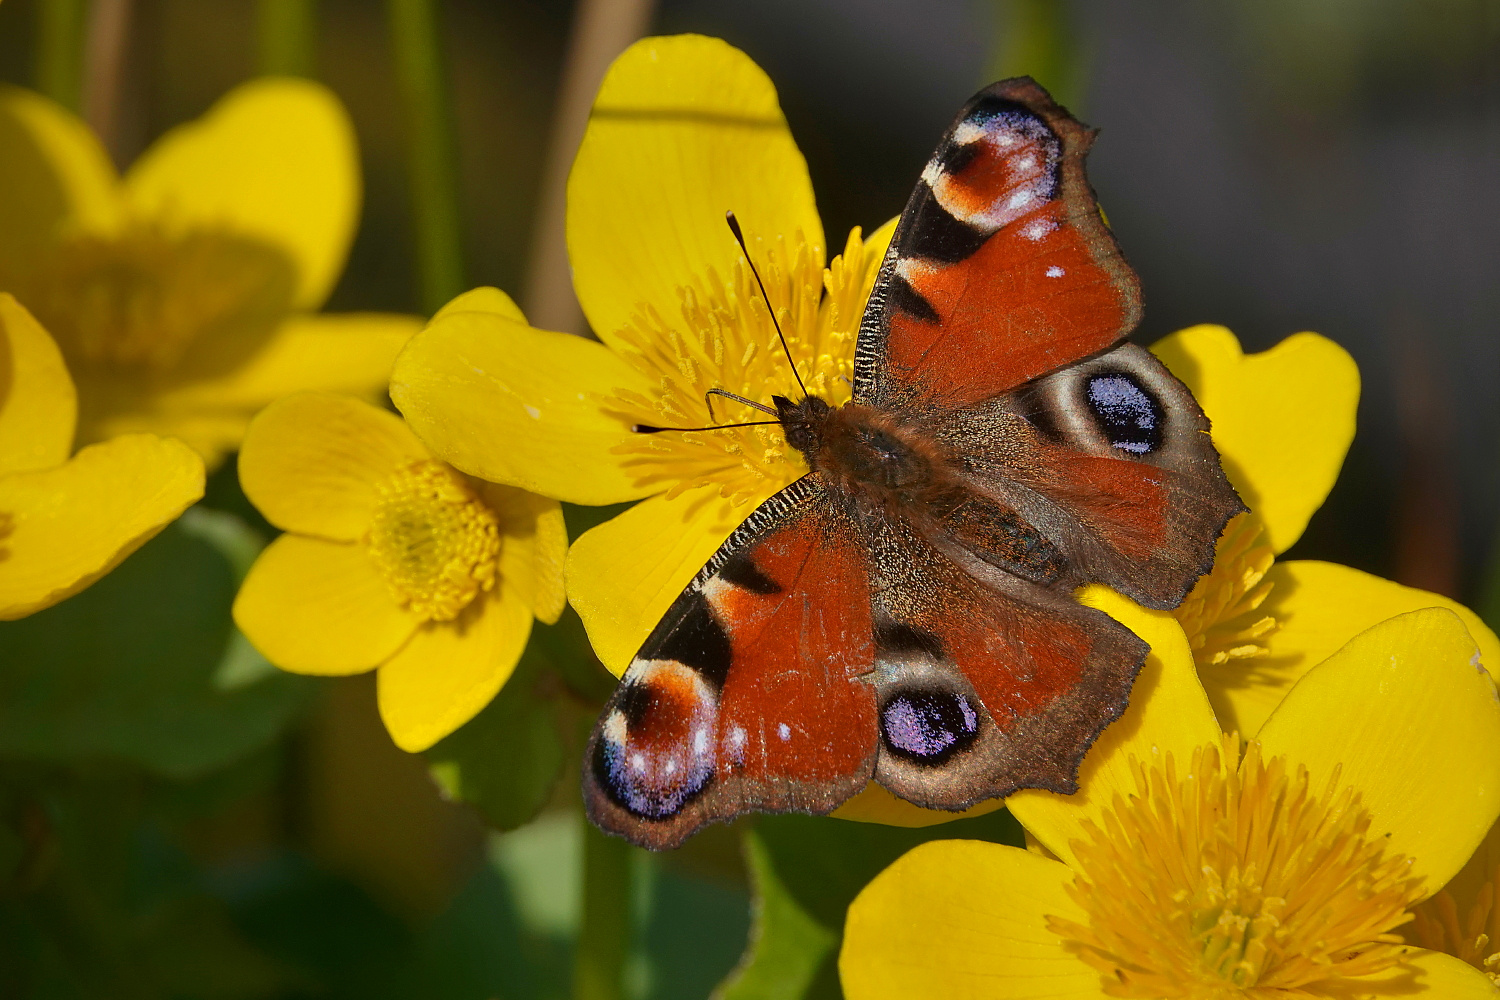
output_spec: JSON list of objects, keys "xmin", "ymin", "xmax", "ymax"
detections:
[
  {"xmin": 386, "ymin": 0, "xmax": 466, "ymax": 314},
  {"xmin": 573, "ymin": 813, "xmax": 631, "ymax": 1000},
  {"xmin": 985, "ymin": 0, "xmax": 1081, "ymax": 110},
  {"xmin": 256, "ymin": 0, "xmax": 318, "ymax": 78},
  {"xmin": 36, "ymin": 0, "xmax": 87, "ymax": 111}
]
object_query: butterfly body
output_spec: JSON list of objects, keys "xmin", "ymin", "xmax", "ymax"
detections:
[{"xmin": 586, "ymin": 78, "xmax": 1244, "ymax": 849}]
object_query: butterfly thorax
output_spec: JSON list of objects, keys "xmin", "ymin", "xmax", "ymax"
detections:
[{"xmin": 773, "ymin": 393, "xmax": 941, "ymax": 503}]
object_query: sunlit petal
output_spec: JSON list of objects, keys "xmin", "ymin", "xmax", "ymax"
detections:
[
  {"xmin": 568, "ymin": 34, "xmax": 823, "ymax": 347},
  {"xmin": 1202, "ymin": 559, "xmax": 1500, "ymax": 737},
  {"xmin": 391, "ymin": 309, "xmax": 653, "ymax": 505},
  {"xmin": 238, "ymin": 393, "xmax": 428, "ymax": 541},
  {"xmin": 841, "ymin": 840, "xmax": 1105, "ymax": 1000},
  {"xmin": 376, "ymin": 586, "xmax": 532, "ymax": 752},
  {"xmin": 1151, "ymin": 326, "xmax": 1358, "ymax": 553},
  {"xmin": 233, "ymin": 532, "xmax": 421, "ymax": 675},
  {"xmin": 482, "ymin": 482, "xmax": 567, "ymax": 624},
  {"xmin": 1258, "ymin": 608, "xmax": 1500, "ymax": 893},
  {"xmin": 0, "ymin": 434, "xmax": 203, "ymax": 619}
]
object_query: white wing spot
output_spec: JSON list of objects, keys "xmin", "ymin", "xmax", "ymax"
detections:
[
  {"xmin": 1021, "ymin": 219, "xmax": 1056, "ymax": 241},
  {"xmin": 777, "ymin": 723, "xmax": 791, "ymax": 741},
  {"xmin": 1046, "ymin": 265, "xmax": 1066, "ymax": 278}
]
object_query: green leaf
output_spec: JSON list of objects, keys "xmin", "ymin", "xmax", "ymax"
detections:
[
  {"xmin": 424, "ymin": 639, "xmax": 566, "ymax": 831},
  {"xmin": 0, "ymin": 513, "xmax": 315, "ymax": 778},
  {"xmin": 714, "ymin": 830, "xmax": 834, "ymax": 1000},
  {"xmin": 717, "ymin": 809, "xmax": 1026, "ymax": 998}
]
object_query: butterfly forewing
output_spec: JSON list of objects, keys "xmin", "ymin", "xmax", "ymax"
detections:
[{"xmin": 854, "ymin": 78, "xmax": 1141, "ymax": 410}]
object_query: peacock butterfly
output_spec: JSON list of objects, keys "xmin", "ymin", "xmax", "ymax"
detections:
[{"xmin": 583, "ymin": 77, "xmax": 1244, "ymax": 849}]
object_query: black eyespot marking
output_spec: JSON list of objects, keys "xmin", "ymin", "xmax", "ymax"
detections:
[
  {"xmin": 649, "ymin": 594, "xmax": 731, "ymax": 687},
  {"xmin": 880, "ymin": 689, "xmax": 980, "ymax": 765},
  {"xmin": 898, "ymin": 183, "xmax": 988, "ymax": 264},
  {"xmin": 887, "ymin": 272, "xmax": 941, "ymax": 323},
  {"xmin": 592, "ymin": 728, "xmax": 714, "ymax": 820},
  {"xmin": 1085, "ymin": 372, "xmax": 1164, "ymax": 454},
  {"xmin": 875, "ymin": 622, "xmax": 946, "ymax": 660},
  {"xmin": 717, "ymin": 552, "xmax": 780, "ymax": 596}
]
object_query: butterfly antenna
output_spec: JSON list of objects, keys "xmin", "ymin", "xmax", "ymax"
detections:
[
  {"xmin": 726, "ymin": 210, "xmax": 809, "ymax": 399},
  {"xmin": 633, "ymin": 419, "xmax": 782, "ymax": 435}
]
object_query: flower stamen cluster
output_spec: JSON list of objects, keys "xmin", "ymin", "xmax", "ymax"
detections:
[
  {"xmin": 365, "ymin": 460, "xmax": 501, "ymax": 622},
  {"xmin": 1174, "ymin": 513, "xmax": 1280, "ymax": 667},
  {"xmin": 1050, "ymin": 735, "xmax": 1424, "ymax": 998},
  {"xmin": 600, "ymin": 226, "xmax": 884, "ymax": 505}
]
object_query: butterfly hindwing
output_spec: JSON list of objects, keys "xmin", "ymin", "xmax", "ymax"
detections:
[
  {"xmin": 855, "ymin": 77, "xmax": 1141, "ymax": 410},
  {"xmin": 584, "ymin": 478, "xmax": 879, "ymax": 850}
]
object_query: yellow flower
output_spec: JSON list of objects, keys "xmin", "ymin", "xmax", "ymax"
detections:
[
  {"xmin": 0, "ymin": 294, "xmax": 203, "ymax": 618},
  {"xmin": 1153, "ymin": 326, "xmax": 1500, "ymax": 736},
  {"xmin": 841, "ymin": 597, "xmax": 1500, "ymax": 998},
  {"xmin": 0, "ymin": 77, "xmax": 420, "ymax": 466},
  {"xmin": 230, "ymin": 379, "xmax": 567, "ymax": 752},
  {"xmin": 391, "ymin": 34, "xmax": 890, "ymax": 673}
]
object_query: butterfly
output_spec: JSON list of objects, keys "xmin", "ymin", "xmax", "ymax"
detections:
[{"xmin": 583, "ymin": 77, "xmax": 1244, "ymax": 850}]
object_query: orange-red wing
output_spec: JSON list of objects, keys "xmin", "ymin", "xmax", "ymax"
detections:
[
  {"xmin": 863, "ymin": 519, "xmax": 1146, "ymax": 812},
  {"xmin": 583, "ymin": 479, "xmax": 878, "ymax": 850},
  {"xmin": 854, "ymin": 77, "xmax": 1141, "ymax": 410}
]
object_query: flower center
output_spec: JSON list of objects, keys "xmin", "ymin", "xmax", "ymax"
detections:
[
  {"xmin": 10, "ymin": 223, "xmax": 295, "ymax": 373},
  {"xmin": 1049, "ymin": 736, "xmax": 1423, "ymax": 998},
  {"xmin": 365, "ymin": 461, "xmax": 501, "ymax": 622},
  {"xmin": 1173, "ymin": 512, "xmax": 1280, "ymax": 668},
  {"xmin": 1408, "ymin": 862, "xmax": 1500, "ymax": 984},
  {"xmin": 600, "ymin": 225, "xmax": 885, "ymax": 505}
]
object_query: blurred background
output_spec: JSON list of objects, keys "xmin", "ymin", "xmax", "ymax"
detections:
[{"xmin": 0, "ymin": 1, "xmax": 1496, "ymax": 997}]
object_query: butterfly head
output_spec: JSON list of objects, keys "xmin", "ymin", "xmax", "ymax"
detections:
[{"xmin": 772, "ymin": 393, "xmax": 831, "ymax": 459}]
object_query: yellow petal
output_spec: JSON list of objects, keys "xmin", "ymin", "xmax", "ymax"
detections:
[
  {"xmin": 237, "ymin": 392, "xmax": 428, "ymax": 541},
  {"xmin": 0, "ymin": 294, "xmax": 75, "ymax": 474},
  {"xmin": 233, "ymin": 532, "xmax": 421, "ymax": 675},
  {"xmin": 483, "ymin": 482, "xmax": 567, "ymax": 624},
  {"xmin": 376, "ymin": 586, "xmax": 533, "ymax": 752},
  {"xmin": 567, "ymin": 483, "xmax": 781, "ymax": 676},
  {"xmin": 841, "ymin": 841, "xmax": 1105, "ymax": 1000},
  {"xmin": 390, "ymin": 309, "xmax": 653, "ymax": 505},
  {"xmin": 1337, "ymin": 949, "xmax": 1500, "ymax": 997},
  {"xmin": 1202, "ymin": 559, "xmax": 1500, "ymax": 737},
  {"xmin": 1151, "ymin": 326, "xmax": 1358, "ymax": 553},
  {"xmin": 0, "ymin": 83, "xmax": 121, "ymax": 274},
  {"xmin": 1257, "ymin": 608, "xmax": 1500, "ymax": 893},
  {"xmin": 124, "ymin": 77, "xmax": 358, "ymax": 309},
  {"xmin": 567, "ymin": 34, "xmax": 824, "ymax": 346},
  {"xmin": 0, "ymin": 434, "xmax": 204, "ymax": 619},
  {"xmin": 431, "ymin": 285, "xmax": 526, "ymax": 324},
  {"xmin": 1008, "ymin": 587, "xmax": 1221, "ymax": 868}
]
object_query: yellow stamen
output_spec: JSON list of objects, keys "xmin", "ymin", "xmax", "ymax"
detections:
[
  {"xmin": 1174, "ymin": 512, "xmax": 1280, "ymax": 668},
  {"xmin": 13, "ymin": 223, "xmax": 294, "ymax": 372},
  {"xmin": 1049, "ymin": 735, "xmax": 1424, "ymax": 998},
  {"xmin": 600, "ymin": 225, "xmax": 884, "ymax": 505},
  {"xmin": 365, "ymin": 461, "xmax": 501, "ymax": 622},
  {"xmin": 1408, "ymin": 863, "xmax": 1500, "ymax": 984}
]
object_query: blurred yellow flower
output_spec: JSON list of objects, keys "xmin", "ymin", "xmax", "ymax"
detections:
[
  {"xmin": 231, "ymin": 387, "xmax": 567, "ymax": 752},
  {"xmin": 0, "ymin": 293, "xmax": 202, "ymax": 619},
  {"xmin": 0, "ymin": 76, "xmax": 420, "ymax": 467},
  {"xmin": 842, "ymin": 600, "xmax": 1500, "ymax": 998},
  {"xmin": 391, "ymin": 33, "xmax": 885, "ymax": 674},
  {"xmin": 1153, "ymin": 326, "xmax": 1500, "ymax": 735}
]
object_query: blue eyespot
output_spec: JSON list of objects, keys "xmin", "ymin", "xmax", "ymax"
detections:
[{"xmin": 1085, "ymin": 373, "xmax": 1163, "ymax": 454}]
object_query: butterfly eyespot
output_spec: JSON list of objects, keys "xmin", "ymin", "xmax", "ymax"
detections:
[
  {"xmin": 593, "ymin": 663, "xmax": 717, "ymax": 819},
  {"xmin": 1084, "ymin": 372, "xmax": 1164, "ymax": 455},
  {"xmin": 879, "ymin": 689, "xmax": 981, "ymax": 765}
]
